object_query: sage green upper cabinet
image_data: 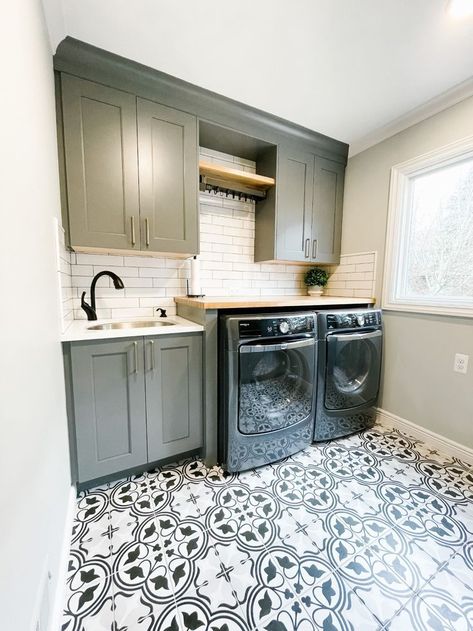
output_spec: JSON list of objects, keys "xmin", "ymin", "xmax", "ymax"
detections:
[
  {"xmin": 311, "ymin": 157, "xmax": 345, "ymax": 264},
  {"xmin": 61, "ymin": 75, "xmax": 140, "ymax": 251},
  {"xmin": 58, "ymin": 74, "xmax": 198, "ymax": 256},
  {"xmin": 137, "ymin": 99, "xmax": 198, "ymax": 254},
  {"xmin": 275, "ymin": 147, "xmax": 314, "ymax": 262}
]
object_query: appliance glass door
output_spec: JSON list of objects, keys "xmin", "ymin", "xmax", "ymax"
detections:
[
  {"xmin": 238, "ymin": 338, "xmax": 315, "ymax": 434},
  {"xmin": 325, "ymin": 329, "xmax": 382, "ymax": 411}
]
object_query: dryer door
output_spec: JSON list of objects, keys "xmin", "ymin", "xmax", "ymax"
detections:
[{"xmin": 325, "ymin": 329, "xmax": 382, "ymax": 411}]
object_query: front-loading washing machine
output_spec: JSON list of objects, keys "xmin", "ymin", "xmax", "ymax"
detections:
[
  {"xmin": 219, "ymin": 312, "xmax": 317, "ymax": 472},
  {"xmin": 314, "ymin": 309, "xmax": 383, "ymax": 441}
]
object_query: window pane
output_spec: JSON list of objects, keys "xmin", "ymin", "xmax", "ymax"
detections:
[{"xmin": 401, "ymin": 158, "xmax": 473, "ymax": 302}]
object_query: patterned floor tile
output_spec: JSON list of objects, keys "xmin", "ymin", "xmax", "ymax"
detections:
[{"xmin": 62, "ymin": 425, "xmax": 473, "ymax": 631}]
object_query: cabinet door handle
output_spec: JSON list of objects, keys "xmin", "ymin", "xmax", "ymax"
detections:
[
  {"xmin": 149, "ymin": 340, "xmax": 155, "ymax": 371},
  {"xmin": 145, "ymin": 218, "xmax": 150, "ymax": 247},
  {"xmin": 132, "ymin": 341, "xmax": 138, "ymax": 374},
  {"xmin": 304, "ymin": 238, "xmax": 310, "ymax": 258},
  {"xmin": 312, "ymin": 239, "xmax": 318, "ymax": 259},
  {"xmin": 131, "ymin": 216, "xmax": 136, "ymax": 246}
]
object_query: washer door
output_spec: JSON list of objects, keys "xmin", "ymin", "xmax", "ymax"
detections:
[
  {"xmin": 238, "ymin": 338, "xmax": 315, "ymax": 434},
  {"xmin": 325, "ymin": 329, "xmax": 382, "ymax": 411}
]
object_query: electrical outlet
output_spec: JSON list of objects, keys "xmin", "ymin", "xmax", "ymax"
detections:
[{"xmin": 454, "ymin": 353, "xmax": 469, "ymax": 374}]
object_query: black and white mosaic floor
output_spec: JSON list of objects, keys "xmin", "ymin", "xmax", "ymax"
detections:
[{"xmin": 63, "ymin": 425, "xmax": 473, "ymax": 630}]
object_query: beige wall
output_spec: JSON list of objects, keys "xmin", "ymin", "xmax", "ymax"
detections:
[
  {"xmin": 342, "ymin": 96, "xmax": 473, "ymax": 449},
  {"xmin": 0, "ymin": 0, "xmax": 72, "ymax": 629}
]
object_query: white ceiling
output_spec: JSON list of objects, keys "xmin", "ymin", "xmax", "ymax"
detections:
[{"xmin": 42, "ymin": 0, "xmax": 473, "ymax": 154}]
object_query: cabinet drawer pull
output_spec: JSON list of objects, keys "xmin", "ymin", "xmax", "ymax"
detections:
[
  {"xmin": 149, "ymin": 340, "xmax": 155, "ymax": 371},
  {"xmin": 132, "ymin": 341, "xmax": 138, "ymax": 374},
  {"xmin": 131, "ymin": 216, "xmax": 136, "ymax": 246},
  {"xmin": 145, "ymin": 218, "xmax": 150, "ymax": 247},
  {"xmin": 312, "ymin": 239, "xmax": 318, "ymax": 259},
  {"xmin": 304, "ymin": 238, "xmax": 310, "ymax": 258}
]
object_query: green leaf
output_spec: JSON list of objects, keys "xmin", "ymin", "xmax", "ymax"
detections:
[
  {"xmin": 265, "ymin": 622, "xmax": 288, "ymax": 631},
  {"xmin": 77, "ymin": 584, "xmax": 98, "ymax": 610},
  {"xmin": 151, "ymin": 575, "xmax": 169, "ymax": 591},
  {"xmin": 241, "ymin": 530, "xmax": 257, "ymax": 542},
  {"xmin": 214, "ymin": 509, "xmax": 225, "ymax": 523},
  {"xmin": 262, "ymin": 503, "xmax": 272, "ymax": 516},
  {"xmin": 211, "ymin": 625, "xmax": 230, "ymax": 631},
  {"xmin": 159, "ymin": 519, "xmax": 173, "ymax": 529},
  {"xmin": 264, "ymin": 559, "xmax": 277, "ymax": 582},
  {"xmin": 138, "ymin": 499, "xmax": 151, "ymax": 509},
  {"xmin": 125, "ymin": 546, "xmax": 141, "ymax": 564},
  {"xmin": 258, "ymin": 590, "xmax": 272, "ymax": 618},
  {"xmin": 85, "ymin": 497, "xmax": 99, "ymax": 505},
  {"xmin": 164, "ymin": 615, "xmax": 180, "ymax": 631},
  {"xmin": 234, "ymin": 489, "xmax": 245, "ymax": 497},
  {"xmin": 80, "ymin": 568, "xmax": 98, "ymax": 584},
  {"xmin": 276, "ymin": 555, "xmax": 296, "ymax": 570},
  {"xmin": 218, "ymin": 523, "xmax": 234, "ymax": 535},
  {"xmin": 322, "ymin": 613, "xmax": 338, "ymax": 631},
  {"xmin": 346, "ymin": 561, "xmax": 367, "ymax": 575},
  {"xmin": 144, "ymin": 522, "xmax": 156, "ymax": 539},
  {"xmin": 253, "ymin": 494, "xmax": 266, "ymax": 502},
  {"xmin": 321, "ymin": 579, "xmax": 336, "ymax": 604},
  {"xmin": 172, "ymin": 562, "xmax": 186, "ymax": 585},
  {"xmin": 186, "ymin": 537, "xmax": 199, "ymax": 554},
  {"xmin": 258, "ymin": 522, "xmax": 269, "ymax": 538},
  {"xmin": 180, "ymin": 526, "xmax": 195, "ymax": 537},
  {"xmin": 126, "ymin": 565, "xmax": 144, "ymax": 580},
  {"xmin": 182, "ymin": 611, "xmax": 205, "ymax": 629},
  {"xmin": 304, "ymin": 564, "xmax": 324, "ymax": 579},
  {"xmin": 84, "ymin": 507, "xmax": 98, "ymax": 519}
]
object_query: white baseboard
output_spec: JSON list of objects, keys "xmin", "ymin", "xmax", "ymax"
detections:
[
  {"xmin": 376, "ymin": 407, "xmax": 473, "ymax": 466},
  {"xmin": 49, "ymin": 485, "xmax": 76, "ymax": 631}
]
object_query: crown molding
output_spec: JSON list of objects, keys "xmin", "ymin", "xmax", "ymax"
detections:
[{"xmin": 349, "ymin": 75, "xmax": 473, "ymax": 157}]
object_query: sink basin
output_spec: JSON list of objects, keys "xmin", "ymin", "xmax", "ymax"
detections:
[{"xmin": 87, "ymin": 320, "xmax": 175, "ymax": 331}]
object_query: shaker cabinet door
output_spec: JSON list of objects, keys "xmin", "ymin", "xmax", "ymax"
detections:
[
  {"xmin": 70, "ymin": 339, "xmax": 147, "ymax": 482},
  {"xmin": 311, "ymin": 157, "xmax": 344, "ymax": 264},
  {"xmin": 275, "ymin": 147, "xmax": 314, "ymax": 262},
  {"xmin": 137, "ymin": 98, "xmax": 198, "ymax": 254},
  {"xmin": 61, "ymin": 75, "xmax": 140, "ymax": 251},
  {"xmin": 145, "ymin": 335, "xmax": 203, "ymax": 461}
]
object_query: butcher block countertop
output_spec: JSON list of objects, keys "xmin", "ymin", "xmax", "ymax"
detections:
[{"xmin": 174, "ymin": 295, "xmax": 375, "ymax": 310}]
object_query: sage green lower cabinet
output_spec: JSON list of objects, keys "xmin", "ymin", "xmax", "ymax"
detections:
[
  {"xmin": 68, "ymin": 334, "xmax": 203, "ymax": 485},
  {"xmin": 70, "ymin": 339, "xmax": 147, "ymax": 482},
  {"xmin": 145, "ymin": 335, "xmax": 203, "ymax": 460}
]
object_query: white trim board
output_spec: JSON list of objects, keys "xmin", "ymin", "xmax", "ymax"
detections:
[
  {"xmin": 49, "ymin": 485, "xmax": 77, "ymax": 631},
  {"xmin": 376, "ymin": 407, "xmax": 473, "ymax": 467},
  {"xmin": 349, "ymin": 75, "xmax": 473, "ymax": 157}
]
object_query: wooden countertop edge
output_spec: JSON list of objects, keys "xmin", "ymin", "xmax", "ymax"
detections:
[{"xmin": 174, "ymin": 295, "xmax": 376, "ymax": 310}]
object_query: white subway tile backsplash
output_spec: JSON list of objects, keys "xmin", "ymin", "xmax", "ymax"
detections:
[{"xmin": 58, "ymin": 147, "xmax": 377, "ymax": 328}]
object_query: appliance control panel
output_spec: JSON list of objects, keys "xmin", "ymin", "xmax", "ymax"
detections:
[
  {"xmin": 326, "ymin": 311, "xmax": 381, "ymax": 330},
  {"xmin": 239, "ymin": 315, "xmax": 315, "ymax": 338}
]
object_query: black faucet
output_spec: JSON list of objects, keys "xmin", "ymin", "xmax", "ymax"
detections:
[
  {"xmin": 81, "ymin": 271, "xmax": 125, "ymax": 321},
  {"xmin": 156, "ymin": 307, "xmax": 167, "ymax": 318}
]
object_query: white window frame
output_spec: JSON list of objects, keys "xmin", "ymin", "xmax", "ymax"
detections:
[{"xmin": 383, "ymin": 134, "xmax": 473, "ymax": 318}]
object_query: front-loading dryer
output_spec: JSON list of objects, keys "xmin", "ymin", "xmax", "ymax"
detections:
[
  {"xmin": 314, "ymin": 309, "xmax": 383, "ymax": 441},
  {"xmin": 219, "ymin": 312, "xmax": 317, "ymax": 472}
]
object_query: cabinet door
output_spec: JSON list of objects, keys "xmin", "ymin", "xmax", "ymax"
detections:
[
  {"xmin": 311, "ymin": 157, "xmax": 345, "ymax": 264},
  {"xmin": 61, "ymin": 75, "xmax": 140, "ymax": 250},
  {"xmin": 70, "ymin": 339, "xmax": 147, "ymax": 482},
  {"xmin": 137, "ymin": 98, "xmax": 198, "ymax": 254},
  {"xmin": 145, "ymin": 335, "xmax": 203, "ymax": 461},
  {"xmin": 275, "ymin": 147, "xmax": 314, "ymax": 262}
]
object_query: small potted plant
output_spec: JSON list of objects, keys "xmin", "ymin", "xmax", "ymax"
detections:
[{"xmin": 304, "ymin": 267, "xmax": 329, "ymax": 296}]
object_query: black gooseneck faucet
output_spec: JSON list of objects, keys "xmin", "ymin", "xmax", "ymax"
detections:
[{"xmin": 81, "ymin": 270, "xmax": 125, "ymax": 321}]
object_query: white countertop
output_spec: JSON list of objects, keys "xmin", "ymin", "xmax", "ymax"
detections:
[{"xmin": 61, "ymin": 315, "xmax": 204, "ymax": 342}]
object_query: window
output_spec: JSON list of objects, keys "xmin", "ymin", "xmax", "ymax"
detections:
[{"xmin": 383, "ymin": 136, "xmax": 473, "ymax": 317}]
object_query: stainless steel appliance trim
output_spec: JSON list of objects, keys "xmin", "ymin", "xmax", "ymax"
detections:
[
  {"xmin": 329, "ymin": 330, "xmax": 382, "ymax": 341},
  {"xmin": 240, "ymin": 338, "xmax": 315, "ymax": 353}
]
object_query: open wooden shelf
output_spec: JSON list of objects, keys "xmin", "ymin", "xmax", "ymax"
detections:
[{"xmin": 199, "ymin": 160, "xmax": 275, "ymax": 191}]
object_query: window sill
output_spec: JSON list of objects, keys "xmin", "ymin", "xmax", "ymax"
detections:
[{"xmin": 382, "ymin": 301, "xmax": 473, "ymax": 319}]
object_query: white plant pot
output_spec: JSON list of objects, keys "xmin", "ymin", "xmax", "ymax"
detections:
[{"xmin": 307, "ymin": 285, "xmax": 324, "ymax": 296}]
